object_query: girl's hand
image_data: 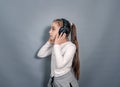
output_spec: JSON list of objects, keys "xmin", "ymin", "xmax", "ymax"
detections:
[
  {"xmin": 54, "ymin": 33, "xmax": 66, "ymax": 45},
  {"xmin": 48, "ymin": 37, "xmax": 54, "ymax": 44}
]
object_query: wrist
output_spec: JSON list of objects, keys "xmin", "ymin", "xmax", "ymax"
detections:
[{"xmin": 54, "ymin": 42, "xmax": 60, "ymax": 45}]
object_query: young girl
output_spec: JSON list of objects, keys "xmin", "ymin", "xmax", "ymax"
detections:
[{"xmin": 37, "ymin": 18, "xmax": 80, "ymax": 87}]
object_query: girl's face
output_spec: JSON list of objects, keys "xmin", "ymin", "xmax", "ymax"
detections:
[{"xmin": 49, "ymin": 22, "xmax": 61, "ymax": 40}]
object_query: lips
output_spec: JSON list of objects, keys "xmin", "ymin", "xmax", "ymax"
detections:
[
  {"xmin": 50, "ymin": 35, "xmax": 55, "ymax": 40},
  {"xmin": 50, "ymin": 35, "xmax": 53, "ymax": 38},
  {"xmin": 50, "ymin": 35, "xmax": 52, "ymax": 37}
]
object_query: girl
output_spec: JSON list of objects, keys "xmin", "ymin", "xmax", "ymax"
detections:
[{"xmin": 37, "ymin": 18, "xmax": 80, "ymax": 87}]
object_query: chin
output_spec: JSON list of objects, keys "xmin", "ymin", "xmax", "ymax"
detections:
[{"xmin": 50, "ymin": 37, "xmax": 55, "ymax": 40}]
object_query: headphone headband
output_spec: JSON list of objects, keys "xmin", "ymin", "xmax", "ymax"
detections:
[{"xmin": 61, "ymin": 18, "xmax": 69, "ymax": 27}]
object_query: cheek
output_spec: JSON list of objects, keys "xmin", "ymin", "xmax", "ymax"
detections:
[
  {"xmin": 52, "ymin": 33, "xmax": 57, "ymax": 37},
  {"xmin": 54, "ymin": 30, "xmax": 59, "ymax": 35},
  {"xmin": 56, "ymin": 28, "xmax": 60, "ymax": 34}
]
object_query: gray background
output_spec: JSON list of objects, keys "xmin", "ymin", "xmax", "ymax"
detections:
[{"xmin": 0, "ymin": 0, "xmax": 120, "ymax": 87}]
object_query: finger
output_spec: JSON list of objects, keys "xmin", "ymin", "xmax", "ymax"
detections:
[
  {"xmin": 59, "ymin": 32, "xmax": 64, "ymax": 38},
  {"xmin": 60, "ymin": 33, "xmax": 66, "ymax": 40},
  {"xmin": 61, "ymin": 33, "xmax": 66, "ymax": 38},
  {"xmin": 55, "ymin": 33, "xmax": 59, "ymax": 39},
  {"xmin": 58, "ymin": 33, "xmax": 61, "ymax": 38},
  {"xmin": 63, "ymin": 33, "xmax": 66, "ymax": 37}
]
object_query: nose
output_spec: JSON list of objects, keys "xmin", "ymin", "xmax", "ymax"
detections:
[{"xmin": 49, "ymin": 30, "xmax": 52, "ymax": 35}]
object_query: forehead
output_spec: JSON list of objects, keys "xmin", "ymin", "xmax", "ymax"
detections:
[{"xmin": 51, "ymin": 22, "xmax": 59, "ymax": 27}]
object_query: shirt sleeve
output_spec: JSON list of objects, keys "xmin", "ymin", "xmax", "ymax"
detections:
[
  {"xmin": 53, "ymin": 44, "xmax": 76, "ymax": 68},
  {"xmin": 37, "ymin": 41, "xmax": 53, "ymax": 58}
]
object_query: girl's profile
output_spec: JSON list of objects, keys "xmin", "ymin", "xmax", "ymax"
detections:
[{"xmin": 37, "ymin": 18, "xmax": 80, "ymax": 87}]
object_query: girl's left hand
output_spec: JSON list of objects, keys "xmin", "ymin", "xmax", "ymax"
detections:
[{"xmin": 54, "ymin": 33, "xmax": 66, "ymax": 45}]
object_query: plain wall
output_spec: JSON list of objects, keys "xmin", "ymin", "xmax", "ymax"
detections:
[{"xmin": 0, "ymin": 0, "xmax": 120, "ymax": 87}]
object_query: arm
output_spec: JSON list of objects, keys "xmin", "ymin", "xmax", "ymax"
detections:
[
  {"xmin": 53, "ymin": 44, "xmax": 76, "ymax": 68},
  {"xmin": 37, "ymin": 41, "xmax": 53, "ymax": 58}
]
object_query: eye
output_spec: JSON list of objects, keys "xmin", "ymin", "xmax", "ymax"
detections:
[
  {"xmin": 51, "ymin": 26, "xmax": 55, "ymax": 30},
  {"xmin": 52, "ymin": 28, "xmax": 55, "ymax": 30},
  {"xmin": 50, "ymin": 25, "xmax": 57, "ymax": 32}
]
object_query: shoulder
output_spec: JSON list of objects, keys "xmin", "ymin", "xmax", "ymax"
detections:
[{"xmin": 64, "ymin": 41, "xmax": 76, "ymax": 49}]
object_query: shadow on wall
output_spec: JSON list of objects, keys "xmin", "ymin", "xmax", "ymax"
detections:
[{"xmin": 35, "ymin": 26, "xmax": 51, "ymax": 87}]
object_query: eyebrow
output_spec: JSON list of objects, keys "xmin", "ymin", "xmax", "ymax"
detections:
[{"xmin": 51, "ymin": 26, "xmax": 55, "ymax": 29}]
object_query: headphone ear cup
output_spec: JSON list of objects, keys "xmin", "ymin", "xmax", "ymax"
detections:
[
  {"xmin": 59, "ymin": 27, "xmax": 69, "ymax": 35},
  {"xmin": 59, "ymin": 18, "xmax": 70, "ymax": 36},
  {"xmin": 59, "ymin": 27, "xmax": 65, "ymax": 35}
]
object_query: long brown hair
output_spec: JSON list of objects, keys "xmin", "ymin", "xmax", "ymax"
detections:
[
  {"xmin": 53, "ymin": 18, "xmax": 80, "ymax": 80},
  {"xmin": 71, "ymin": 23, "xmax": 80, "ymax": 80}
]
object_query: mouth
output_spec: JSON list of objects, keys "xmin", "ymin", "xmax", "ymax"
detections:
[
  {"xmin": 49, "ymin": 35, "xmax": 55, "ymax": 40},
  {"xmin": 49, "ymin": 35, "xmax": 53, "ymax": 38},
  {"xmin": 49, "ymin": 35, "xmax": 52, "ymax": 37}
]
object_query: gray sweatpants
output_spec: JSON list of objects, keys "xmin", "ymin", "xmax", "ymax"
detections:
[{"xmin": 47, "ymin": 70, "xmax": 79, "ymax": 87}]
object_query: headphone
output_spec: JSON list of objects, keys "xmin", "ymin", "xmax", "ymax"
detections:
[{"xmin": 59, "ymin": 18, "xmax": 70, "ymax": 36}]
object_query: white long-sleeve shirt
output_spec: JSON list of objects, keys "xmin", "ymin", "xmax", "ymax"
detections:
[{"xmin": 37, "ymin": 41, "xmax": 76, "ymax": 77}]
